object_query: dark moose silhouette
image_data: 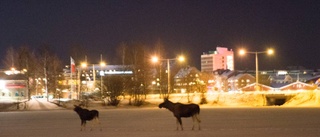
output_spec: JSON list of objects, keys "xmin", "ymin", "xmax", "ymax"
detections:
[
  {"xmin": 159, "ymin": 99, "xmax": 201, "ymax": 130},
  {"xmin": 73, "ymin": 105, "xmax": 101, "ymax": 131}
]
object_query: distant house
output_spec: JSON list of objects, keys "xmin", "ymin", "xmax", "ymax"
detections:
[
  {"xmin": 269, "ymin": 71, "xmax": 314, "ymax": 86},
  {"xmin": 219, "ymin": 70, "xmax": 236, "ymax": 92},
  {"xmin": 279, "ymin": 81, "xmax": 317, "ymax": 91},
  {"xmin": 306, "ymin": 75, "xmax": 320, "ymax": 86},
  {"xmin": 174, "ymin": 67, "xmax": 202, "ymax": 93},
  {"xmin": 228, "ymin": 73, "xmax": 255, "ymax": 91},
  {"xmin": 239, "ymin": 81, "xmax": 317, "ymax": 92},
  {"xmin": 239, "ymin": 83, "xmax": 274, "ymax": 92}
]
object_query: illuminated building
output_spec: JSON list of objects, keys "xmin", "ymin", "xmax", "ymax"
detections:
[
  {"xmin": 0, "ymin": 70, "xmax": 28, "ymax": 101},
  {"xmin": 201, "ymin": 47, "xmax": 234, "ymax": 72}
]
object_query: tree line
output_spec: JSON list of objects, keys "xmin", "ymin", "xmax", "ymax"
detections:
[{"xmin": 2, "ymin": 40, "xmax": 190, "ymax": 106}]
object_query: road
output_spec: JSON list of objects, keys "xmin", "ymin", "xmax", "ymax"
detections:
[
  {"xmin": 1, "ymin": 107, "xmax": 320, "ymax": 137},
  {"xmin": 26, "ymin": 98, "xmax": 63, "ymax": 110}
]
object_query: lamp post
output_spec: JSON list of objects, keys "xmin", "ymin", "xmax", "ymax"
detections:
[
  {"xmin": 77, "ymin": 66, "xmax": 80, "ymax": 100},
  {"xmin": 151, "ymin": 56, "xmax": 185, "ymax": 95},
  {"xmin": 239, "ymin": 49, "xmax": 274, "ymax": 91},
  {"xmin": 100, "ymin": 54, "xmax": 106, "ymax": 99},
  {"xmin": 79, "ymin": 57, "xmax": 106, "ymax": 100},
  {"xmin": 80, "ymin": 63, "xmax": 96, "ymax": 94},
  {"xmin": 78, "ymin": 62, "xmax": 88, "ymax": 100}
]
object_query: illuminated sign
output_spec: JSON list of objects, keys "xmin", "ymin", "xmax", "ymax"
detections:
[{"xmin": 104, "ymin": 71, "xmax": 133, "ymax": 74}]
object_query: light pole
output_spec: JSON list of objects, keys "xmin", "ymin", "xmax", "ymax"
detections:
[
  {"xmin": 151, "ymin": 56, "xmax": 185, "ymax": 95},
  {"xmin": 100, "ymin": 54, "xmax": 106, "ymax": 99},
  {"xmin": 80, "ymin": 63, "xmax": 96, "ymax": 93},
  {"xmin": 78, "ymin": 62, "xmax": 88, "ymax": 100},
  {"xmin": 79, "ymin": 56, "xmax": 106, "ymax": 100},
  {"xmin": 239, "ymin": 49, "xmax": 274, "ymax": 91},
  {"xmin": 77, "ymin": 66, "xmax": 80, "ymax": 100}
]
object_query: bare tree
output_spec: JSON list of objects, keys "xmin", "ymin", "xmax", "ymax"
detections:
[
  {"xmin": 153, "ymin": 39, "xmax": 168, "ymax": 98},
  {"xmin": 105, "ymin": 75, "xmax": 124, "ymax": 106},
  {"xmin": 37, "ymin": 44, "xmax": 63, "ymax": 101},
  {"xmin": 117, "ymin": 42, "xmax": 152, "ymax": 106},
  {"xmin": 68, "ymin": 43, "xmax": 87, "ymax": 65},
  {"xmin": 47, "ymin": 55, "xmax": 63, "ymax": 99},
  {"xmin": 198, "ymin": 72, "xmax": 213, "ymax": 104},
  {"xmin": 116, "ymin": 42, "xmax": 127, "ymax": 65},
  {"xmin": 3, "ymin": 46, "xmax": 17, "ymax": 69},
  {"xmin": 126, "ymin": 42, "xmax": 144, "ymax": 105},
  {"xmin": 16, "ymin": 46, "xmax": 39, "ymax": 100}
]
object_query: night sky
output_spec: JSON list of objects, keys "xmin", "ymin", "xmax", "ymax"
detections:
[{"xmin": 1, "ymin": 0, "xmax": 320, "ymax": 70}]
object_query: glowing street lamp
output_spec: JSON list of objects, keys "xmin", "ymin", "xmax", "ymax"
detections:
[
  {"xmin": 151, "ymin": 55, "xmax": 185, "ymax": 94},
  {"xmin": 99, "ymin": 54, "xmax": 106, "ymax": 99},
  {"xmin": 77, "ymin": 62, "xmax": 87, "ymax": 99},
  {"xmin": 78, "ymin": 55, "xmax": 107, "ymax": 99},
  {"xmin": 239, "ymin": 48, "xmax": 274, "ymax": 91},
  {"xmin": 81, "ymin": 62, "xmax": 87, "ymax": 68}
]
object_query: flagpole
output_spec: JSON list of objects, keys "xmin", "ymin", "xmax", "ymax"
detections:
[
  {"xmin": 70, "ymin": 57, "xmax": 76, "ymax": 99},
  {"xmin": 70, "ymin": 57, "xmax": 73, "ymax": 99}
]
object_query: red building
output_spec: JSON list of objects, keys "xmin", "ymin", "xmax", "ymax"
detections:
[{"xmin": 279, "ymin": 81, "xmax": 317, "ymax": 91}]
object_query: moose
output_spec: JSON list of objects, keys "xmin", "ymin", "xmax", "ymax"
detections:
[
  {"xmin": 159, "ymin": 99, "xmax": 201, "ymax": 130},
  {"xmin": 73, "ymin": 105, "xmax": 102, "ymax": 131}
]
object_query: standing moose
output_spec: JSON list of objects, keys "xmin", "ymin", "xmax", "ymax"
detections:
[
  {"xmin": 159, "ymin": 99, "xmax": 201, "ymax": 130},
  {"xmin": 73, "ymin": 105, "xmax": 102, "ymax": 131}
]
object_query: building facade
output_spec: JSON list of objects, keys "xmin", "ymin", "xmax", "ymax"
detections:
[
  {"xmin": 201, "ymin": 47, "xmax": 234, "ymax": 72},
  {"xmin": 63, "ymin": 65, "xmax": 134, "ymax": 99},
  {"xmin": 0, "ymin": 71, "xmax": 28, "ymax": 101}
]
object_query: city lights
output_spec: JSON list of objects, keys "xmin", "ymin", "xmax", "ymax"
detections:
[
  {"xmin": 151, "ymin": 55, "xmax": 185, "ymax": 94},
  {"xmin": 239, "ymin": 48, "xmax": 274, "ymax": 91}
]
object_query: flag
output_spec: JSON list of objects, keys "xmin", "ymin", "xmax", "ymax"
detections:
[{"xmin": 70, "ymin": 57, "xmax": 75, "ymax": 73}]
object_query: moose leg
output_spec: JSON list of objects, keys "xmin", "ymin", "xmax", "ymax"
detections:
[
  {"xmin": 192, "ymin": 115, "xmax": 196, "ymax": 130},
  {"xmin": 97, "ymin": 117, "xmax": 102, "ymax": 131},
  {"xmin": 94, "ymin": 117, "xmax": 102, "ymax": 131},
  {"xmin": 90, "ymin": 120, "xmax": 94, "ymax": 131},
  {"xmin": 176, "ymin": 119, "xmax": 179, "ymax": 130},
  {"xmin": 81, "ymin": 120, "xmax": 86, "ymax": 131},
  {"xmin": 195, "ymin": 114, "xmax": 201, "ymax": 130},
  {"xmin": 176, "ymin": 117, "xmax": 183, "ymax": 130}
]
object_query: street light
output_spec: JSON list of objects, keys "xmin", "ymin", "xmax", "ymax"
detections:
[
  {"xmin": 239, "ymin": 48, "xmax": 274, "ymax": 91},
  {"xmin": 79, "ymin": 57, "xmax": 106, "ymax": 99},
  {"xmin": 100, "ymin": 54, "xmax": 106, "ymax": 99},
  {"xmin": 151, "ymin": 55, "xmax": 185, "ymax": 95},
  {"xmin": 77, "ymin": 62, "xmax": 88, "ymax": 100}
]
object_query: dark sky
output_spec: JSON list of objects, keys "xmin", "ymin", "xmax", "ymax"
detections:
[{"xmin": 1, "ymin": 0, "xmax": 320, "ymax": 70}]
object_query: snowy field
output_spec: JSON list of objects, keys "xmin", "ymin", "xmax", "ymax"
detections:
[
  {"xmin": 1, "ymin": 91, "xmax": 320, "ymax": 137},
  {"xmin": 1, "ymin": 107, "xmax": 320, "ymax": 137}
]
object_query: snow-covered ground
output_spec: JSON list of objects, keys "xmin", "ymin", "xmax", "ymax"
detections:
[
  {"xmin": 1, "ymin": 107, "xmax": 320, "ymax": 137},
  {"xmin": 1, "ymin": 92, "xmax": 320, "ymax": 137},
  {"xmin": 27, "ymin": 98, "xmax": 65, "ymax": 110}
]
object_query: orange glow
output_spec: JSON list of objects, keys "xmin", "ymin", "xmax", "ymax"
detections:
[
  {"xmin": 239, "ymin": 49, "xmax": 246, "ymax": 55},
  {"xmin": 267, "ymin": 49, "xmax": 274, "ymax": 55},
  {"xmin": 81, "ymin": 62, "xmax": 87, "ymax": 68},
  {"xmin": 151, "ymin": 56, "xmax": 159, "ymax": 63},
  {"xmin": 178, "ymin": 56, "xmax": 185, "ymax": 62}
]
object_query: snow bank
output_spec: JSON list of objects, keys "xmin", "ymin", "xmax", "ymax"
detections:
[
  {"xmin": 163, "ymin": 93, "xmax": 266, "ymax": 107},
  {"xmin": 283, "ymin": 90, "xmax": 320, "ymax": 107},
  {"xmin": 58, "ymin": 93, "xmax": 267, "ymax": 109},
  {"xmin": 2, "ymin": 90, "xmax": 320, "ymax": 111}
]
